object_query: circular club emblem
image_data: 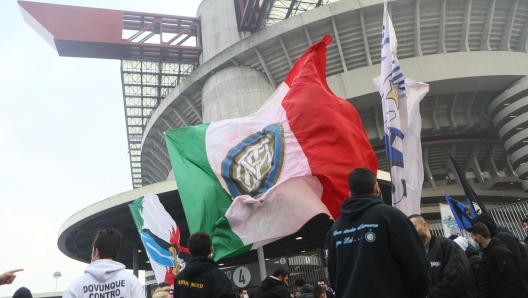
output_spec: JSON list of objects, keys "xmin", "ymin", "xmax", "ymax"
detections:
[
  {"xmin": 233, "ymin": 266, "xmax": 251, "ymax": 288},
  {"xmin": 280, "ymin": 258, "xmax": 287, "ymax": 265},
  {"xmin": 365, "ymin": 231, "xmax": 376, "ymax": 242},
  {"xmin": 221, "ymin": 123, "xmax": 285, "ymax": 199}
]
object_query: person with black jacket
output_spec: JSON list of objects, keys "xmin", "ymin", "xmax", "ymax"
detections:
[
  {"xmin": 471, "ymin": 213, "xmax": 528, "ymax": 281},
  {"xmin": 467, "ymin": 223, "xmax": 527, "ymax": 298},
  {"xmin": 297, "ymin": 284, "xmax": 313, "ymax": 298},
  {"xmin": 450, "ymin": 235, "xmax": 491, "ymax": 298},
  {"xmin": 173, "ymin": 232, "xmax": 235, "ymax": 298},
  {"xmin": 326, "ymin": 168, "xmax": 430, "ymax": 298},
  {"xmin": 522, "ymin": 218, "xmax": 528, "ymax": 250},
  {"xmin": 250, "ymin": 268, "xmax": 290, "ymax": 298},
  {"xmin": 316, "ymin": 279, "xmax": 333, "ymax": 298},
  {"xmin": 409, "ymin": 215, "xmax": 476, "ymax": 298}
]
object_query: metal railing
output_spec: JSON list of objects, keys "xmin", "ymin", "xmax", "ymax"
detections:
[
  {"xmin": 146, "ymin": 247, "xmax": 329, "ymax": 296},
  {"xmin": 429, "ymin": 200, "xmax": 528, "ymax": 240}
]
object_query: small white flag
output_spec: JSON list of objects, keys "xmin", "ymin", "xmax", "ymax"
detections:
[{"xmin": 373, "ymin": 3, "xmax": 429, "ymax": 216}]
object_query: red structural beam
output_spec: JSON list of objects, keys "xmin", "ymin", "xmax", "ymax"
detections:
[
  {"xmin": 18, "ymin": 1, "xmax": 202, "ymax": 63},
  {"xmin": 235, "ymin": 0, "xmax": 268, "ymax": 32}
]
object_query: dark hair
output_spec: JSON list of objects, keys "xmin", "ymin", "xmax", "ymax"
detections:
[
  {"xmin": 92, "ymin": 228, "xmax": 122, "ymax": 260},
  {"xmin": 317, "ymin": 279, "xmax": 326, "ymax": 284},
  {"xmin": 467, "ymin": 223, "xmax": 491, "ymax": 239},
  {"xmin": 238, "ymin": 289, "xmax": 247, "ymax": 294},
  {"xmin": 522, "ymin": 218, "xmax": 528, "ymax": 225},
  {"xmin": 158, "ymin": 282, "xmax": 170, "ymax": 288},
  {"xmin": 312, "ymin": 285, "xmax": 326, "ymax": 298},
  {"xmin": 187, "ymin": 232, "xmax": 212, "ymax": 257},
  {"xmin": 272, "ymin": 268, "xmax": 289, "ymax": 278},
  {"xmin": 13, "ymin": 287, "xmax": 32, "ymax": 298},
  {"xmin": 348, "ymin": 168, "xmax": 377, "ymax": 195},
  {"xmin": 294, "ymin": 278, "xmax": 306, "ymax": 287}
]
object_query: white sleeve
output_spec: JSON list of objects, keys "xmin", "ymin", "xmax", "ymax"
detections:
[{"xmin": 129, "ymin": 276, "xmax": 146, "ymax": 298}]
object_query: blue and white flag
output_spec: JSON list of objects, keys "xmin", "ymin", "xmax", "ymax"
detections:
[{"xmin": 373, "ymin": 3, "xmax": 429, "ymax": 216}]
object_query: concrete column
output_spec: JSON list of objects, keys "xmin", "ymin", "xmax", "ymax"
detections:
[
  {"xmin": 133, "ymin": 242, "xmax": 139, "ymax": 277},
  {"xmin": 197, "ymin": 0, "xmax": 251, "ymax": 63},
  {"xmin": 202, "ymin": 66, "xmax": 273, "ymax": 122},
  {"xmin": 257, "ymin": 246, "xmax": 266, "ymax": 281}
]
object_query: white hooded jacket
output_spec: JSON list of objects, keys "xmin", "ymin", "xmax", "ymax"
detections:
[{"xmin": 63, "ymin": 260, "xmax": 145, "ymax": 298}]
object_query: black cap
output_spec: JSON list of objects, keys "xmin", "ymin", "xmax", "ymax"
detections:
[{"xmin": 295, "ymin": 278, "xmax": 306, "ymax": 287}]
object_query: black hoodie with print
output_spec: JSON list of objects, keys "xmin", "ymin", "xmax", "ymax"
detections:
[
  {"xmin": 326, "ymin": 194, "xmax": 430, "ymax": 298},
  {"xmin": 471, "ymin": 213, "xmax": 528, "ymax": 282},
  {"xmin": 173, "ymin": 256, "xmax": 235, "ymax": 298},
  {"xmin": 250, "ymin": 276, "xmax": 290, "ymax": 298}
]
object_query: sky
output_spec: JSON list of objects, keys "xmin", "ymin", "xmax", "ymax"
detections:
[{"xmin": 0, "ymin": 0, "xmax": 200, "ymax": 296}]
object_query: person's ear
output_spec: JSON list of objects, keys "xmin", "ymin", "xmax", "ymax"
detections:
[
  {"xmin": 374, "ymin": 182, "xmax": 381, "ymax": 195},
  {"xmin": 349, "ymin": 191, "xmax": 352, "ymax": 197},
  {"xmin": 208, "ymin": 247, "xmax": 213, "ymax": 258},
  {"xmin": 92, "ymin": 248, "xmax": 100, "ymax": 261}
]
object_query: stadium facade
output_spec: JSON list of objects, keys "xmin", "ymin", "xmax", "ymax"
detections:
[
  {"xmin": 19, "ymin": 0, "xmax": 528, "ymax": 277},
  {"xmin": 144, "ymin": 0, "xmax": 528, "ymax": 211}
]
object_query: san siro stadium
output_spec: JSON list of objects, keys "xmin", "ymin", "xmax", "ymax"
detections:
[{"xmin": 19, "ymin": 0, "xmax": 528, "ymax": 292}]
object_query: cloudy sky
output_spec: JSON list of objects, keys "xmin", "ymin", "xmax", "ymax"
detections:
[{"xmin": 0, "ymin": 0, "xmax": 199, "ymax": 296}]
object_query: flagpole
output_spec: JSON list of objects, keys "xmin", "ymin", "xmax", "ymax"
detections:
[{"xmin": 257, "ymin": 246, "xmax": 266, "ymax": 281}]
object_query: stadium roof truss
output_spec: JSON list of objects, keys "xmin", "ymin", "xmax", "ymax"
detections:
[
  {"xmin": 121, "ymin": 60, "xmax": 195, "ymax": 188},
  {"xmin": 17, "ymin": 0, "xmax": 204, "ymax": 188},
  {"xmin": 258, "ymin": 0, "xmax": 340, "ymax": 29}
]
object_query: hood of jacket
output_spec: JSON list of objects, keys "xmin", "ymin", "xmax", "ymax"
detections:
[
  {"xmin": 471, "ymin": 213, "xmax": 497, "ymax": 232},
  {"xmin": 85, "ymin": 260, "xmax": 125, "ymax": 282},
  {"xmin": 183, "ymin": 256, "xmax": 218, "ymax": 276},
  {"xmin": 261, "ymin": 276, "xmax": 284, "ymax": 290},
  {"xmin": 493, "ymin": 226, "xmax": 513, "ymax": 236},
  {"xmin": 339, "ymin": 194, "xmax": 384, "ymax": 221},
  {"xmin": 465, "ymin": 245, "xmax": 480, "ymax": 258},
  {"xmin": 299, "ymin": 284, "xmax": 313, "ymax": 293},
  {"xmin": 454, "ymin": 236, "xmax": 469, "ymax": 251},
  {"xmin": 153, "ymin": 286, "xmax": 171, "ymax": 298}
]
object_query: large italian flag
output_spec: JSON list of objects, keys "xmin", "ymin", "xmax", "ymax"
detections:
[{"xmin": 165, "ymin": 35, "xmax": 377, "ymax": 261}]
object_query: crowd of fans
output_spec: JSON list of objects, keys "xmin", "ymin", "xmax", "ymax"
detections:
[{"xmin": 5, "ymin": 168, "xmax": 528, "ymax": 297}]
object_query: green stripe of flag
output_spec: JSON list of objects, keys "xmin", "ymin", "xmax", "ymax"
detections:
[
  {"xmin": 165, "ymin": 123, "xmax": 251, "ymax": 260},
  {"xmin": 129, "ymin": 196, "xmax": 145, "ymax": 231}
]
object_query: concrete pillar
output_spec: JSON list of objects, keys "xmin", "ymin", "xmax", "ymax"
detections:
[
  {"xmin": 133, "ymin": 242, "xmax": 139, "ymax": 277},
  {"xmin": 202, "ymin": 66, "xmax": 273, "ymax": 122},
  {"xmin": 197, "ymin": 0, "xmax": 251, "ymax": 63},
  {"xmin": 257, "ymin": 246, "xmax": 266, "ymax": 281}
]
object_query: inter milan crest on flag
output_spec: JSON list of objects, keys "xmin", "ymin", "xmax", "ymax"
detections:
[{"xmin": 221, "ymin": 123, "xmax": 285, "ymax": 198}]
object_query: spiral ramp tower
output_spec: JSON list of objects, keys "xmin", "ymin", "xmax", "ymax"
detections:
[{"xmin": 488, "ymin": 77, "xmax": 528, "ymax": 190}]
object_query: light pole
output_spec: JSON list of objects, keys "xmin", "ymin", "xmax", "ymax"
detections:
[{"xmin": 53, "ymin": 271, "xmax": 61, "ymax": 292}]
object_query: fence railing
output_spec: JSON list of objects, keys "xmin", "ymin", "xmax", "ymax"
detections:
[{"xmin": 429, "ymin": 200, "xmax": 528, "ymax": 240}]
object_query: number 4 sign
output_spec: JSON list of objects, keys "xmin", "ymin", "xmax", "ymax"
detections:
[{"xmin": 233, "ymin": 266, "xmax": 251, "ymax": 288}]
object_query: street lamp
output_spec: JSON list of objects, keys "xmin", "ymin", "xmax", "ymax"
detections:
[{"xmin": 53, "ymin": 271, "xmax": 61, "ymax": 292}]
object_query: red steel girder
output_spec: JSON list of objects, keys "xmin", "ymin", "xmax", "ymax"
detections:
[
  {"xmin": 18, "ymin": 0, "xmax": 202, "ymax": 63},
  {"xmin": 235, "ymin": 0, "xmax": 268, "ymax": 32}
]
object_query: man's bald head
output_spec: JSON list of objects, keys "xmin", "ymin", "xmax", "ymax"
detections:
[
  {"xmin": 408, "ymin": 214, "xmax": 430, "ymax": 246},
  {"xmin": 409, "ymin": 214, "xmax": 425, "ymax": 224}
]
